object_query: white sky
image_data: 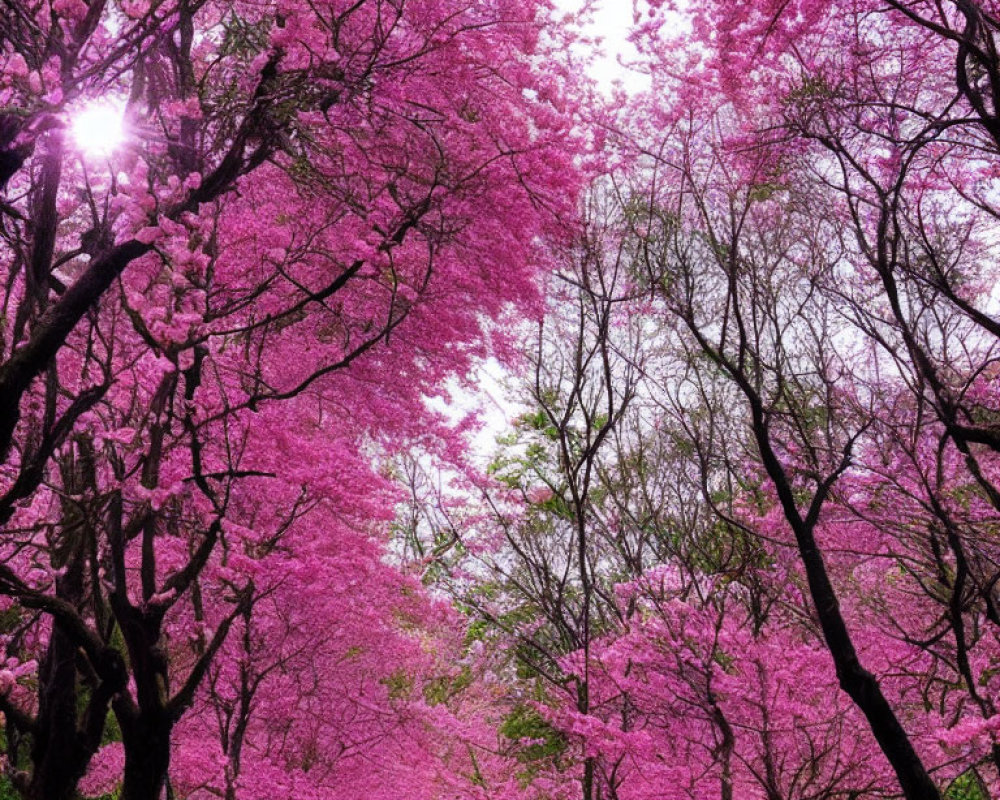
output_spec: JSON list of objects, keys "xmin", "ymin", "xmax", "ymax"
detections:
[
  {"xmin": 436, "ymin": 2, "xmax": 648, "ymax": 458},
  {"xmin": 558, "ymin": 0, "xmax": 648, "ymax": 94}
]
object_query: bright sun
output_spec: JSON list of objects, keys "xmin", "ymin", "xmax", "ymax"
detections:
[{"xmin": 70, "ymin": 100, "xmax": 126, "ymax": 157}]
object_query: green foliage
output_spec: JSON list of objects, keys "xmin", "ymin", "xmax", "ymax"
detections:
[
  {"xmin": 534, "ymin": 492, "xmax": 573, "ymax": 522},
  {"xmin": 487, "ymin": 409, "xmax": 561, "ymax": 492},
  {"xmin": 521, "ymin": 409, "xmax": 559, "ymax": 440},
  {"xmin": 73, "ymin": 686, "xmax": 122, "ymax": 748},
  {"xmin": 499, "ymin": 704, "xmax": 567, "ymax": 764},
  {"xmin": 382, "ymin": 669, "xmax": 414, "ymax": 700},
  {"xmin": 464, "ymin": 618, "xmax": 491, "ymax": 646},
  {"xmin": 513, "ymin": 643, "xmax": 552, "ymax": 681},
  {"xmin": 748, "ymin": 181, "xmax": 786, "ymax": 203},
  {"xmin": 219, "ymin": 13, "xmax": 270, "ymax": 57},
  {"xmin": 785, "ymin": 73, "xmax": 836, "ymax": 103},
  {"xmin": 0, "ymin": 608, "xmax": 22, "ymax": 635},
  {"xmin": 100, "ymin": 709, "xmax": 122, "ymax": 748},
  {"xmin": 424, "ymin": 667, "xmax": 473, "ymax": 706},
  {"xmin": 945, "ymin": 769, "xmax": 989, "ymax": 800}
]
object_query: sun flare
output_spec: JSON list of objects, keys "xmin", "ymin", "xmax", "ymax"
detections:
[{"xmin": 70, "ymin": 100, "xmax": 126, "ymax": 157}]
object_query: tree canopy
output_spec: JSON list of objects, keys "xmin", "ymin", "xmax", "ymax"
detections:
[{"xmin": 3, "ymin": 2, "xmax": 1000, "ymax": 800}]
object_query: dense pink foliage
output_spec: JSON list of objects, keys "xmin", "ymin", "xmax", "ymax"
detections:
[
  {"xmin": 0, "ymin": 0, "xmax": 582, "ymax": 798},
  {"xmin": 4, "ymin": 1, "xmax": 1000, "ymax": 799}
]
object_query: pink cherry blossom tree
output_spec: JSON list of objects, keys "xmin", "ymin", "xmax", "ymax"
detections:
[{"xmin": 0, "ymin": 1, "xmax": 581, "ymax": 798}]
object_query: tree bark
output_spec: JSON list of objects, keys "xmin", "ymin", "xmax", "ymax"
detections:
[
  {"xmin": 749, "ymin": 403, "xmax": 943, "ymax": 800},
  {"xmin": 119, "ymin": 712, "xmax": 172, "ymax": 800}
]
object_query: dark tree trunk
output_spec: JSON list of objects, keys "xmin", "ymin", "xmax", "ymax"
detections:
[
  {"xmin": 27, "ymin": 620, "xmax": 89, "ymax": 800},
  {"xmin": 26, "ymin": 442, "xmax": 111, "ymax": 800},
  {"xmin": 749, "ymin": 407, "xmax": 943, "ymax": 800},
  {"xmin": 119, "ymin": 713, "xmax": 172, "ymax": 800},
  {"xmin": 113, "ymin": 597, "xmax": 173, "ymax": 800}
]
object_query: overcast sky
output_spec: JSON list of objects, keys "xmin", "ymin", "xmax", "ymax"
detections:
[
  {"xmin": 558, "ymin": 0, "xmax": 647, "ymax": 93},
  {"xmin": 451, "ymin": 2, "xmax": 648, "ymax": 455}
]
